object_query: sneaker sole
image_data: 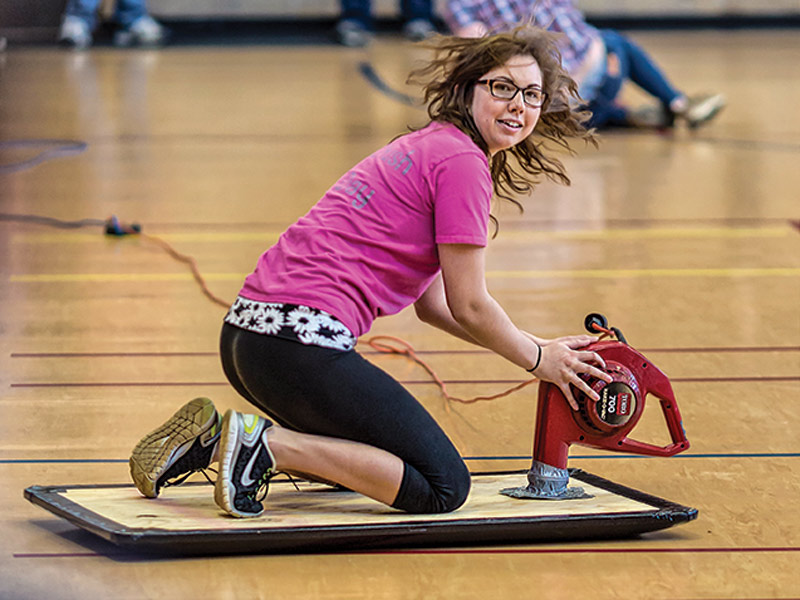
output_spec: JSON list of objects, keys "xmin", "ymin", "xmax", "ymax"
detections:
[
  {"xmin": 214, "ymin": 410, "xmax": 265, "ymax": 518},
  {"xmin": 129, "ymin": 397, "xmax": 218, "ymax": 498}
]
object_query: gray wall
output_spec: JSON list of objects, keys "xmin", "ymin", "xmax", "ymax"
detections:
[
  {"xmin": 2, "ymin": 0, "xmax": 798, "ymax": 43},
  {"xmin": 149, "ymin": 0, "xmax": 800, "ymax": 19}
]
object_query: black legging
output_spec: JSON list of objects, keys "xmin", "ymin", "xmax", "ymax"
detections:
[{"xmin": 219, "ymin": 323, "xmax": 471, "ymax": 514}]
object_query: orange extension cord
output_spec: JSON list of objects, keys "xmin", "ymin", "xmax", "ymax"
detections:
[
  {"xmin": 365, "ymin": 335, "xmax": 537, "ymax": 409},
  {"xmin": 140, "ymin": 232, "xmax": 233, "ymax": 309}
]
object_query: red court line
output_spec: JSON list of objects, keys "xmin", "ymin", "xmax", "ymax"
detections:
[
  {"xmin": 10, "ymin": 346, "xmax": 800, "ymax": 358},
  {"xmin": 363, "ymin": 546, "xmax": 800, "ymax": 556},
  {"xmin": 9, "ymin": 376, "xmax": 799, "ymax": 388},
  {"xmin": 367, "ymin": 546, "xmax": 800, "ymax": 555},
  {"xmin": 670, "ymin": 376, "xmax": 799, "ymax": 383},
  {"xmin": 39, "ymin": 216, "xmax": 789, "ymax": 231},
  {"xmin": 639, "ymin": 346, "xmax": 800, "ymax": 353}
]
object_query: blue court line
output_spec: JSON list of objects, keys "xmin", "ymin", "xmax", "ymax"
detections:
[
  {"xmin": 466, "ymin": 453, "xmax": 800, "ymax": 460},
  {"xmin": 1, "ymin": 452, "xmax": 798, "ymax": 464}
]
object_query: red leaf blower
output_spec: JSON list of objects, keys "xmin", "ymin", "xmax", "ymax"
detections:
[{"xmin": 501, "ymin": 314, "xmax": 690, "ymax": 500}]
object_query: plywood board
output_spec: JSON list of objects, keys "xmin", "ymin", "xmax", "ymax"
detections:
[{"xmin": 24, "ymin": 470, "xmax": 697, "ymax": 555}]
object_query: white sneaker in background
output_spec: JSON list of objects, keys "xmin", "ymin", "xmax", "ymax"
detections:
[
  {"xmin": 114, "ymin": 15, "xmax": 167, "ymax": 47},
  {"xmin": 336, "ymin": 19, "xmax": 371, "ymax": 48},
  {"xmin": 403, "ymin": 19, "xmax": 436, "ymax": 42},
  {"xmin": 59, "ymin": 16, "xmax": 92, "ymax": 50},
  {"xmin": 683, "ymin": 93, "xmax": 727, "ymax": 129}
]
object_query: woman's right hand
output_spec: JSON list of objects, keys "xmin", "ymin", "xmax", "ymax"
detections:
[{"xmin": 532, "ymin": 338, "xmax": 613, "ymax": 411}]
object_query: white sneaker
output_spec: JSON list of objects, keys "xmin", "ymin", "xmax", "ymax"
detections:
[
  {"xmin": 403, "ymin": 19, "xmax": 436, "ymax": 42},
  {"xmin": 59, "ymin": 16, "xmax": 92, "ymax": 50},
  {"xmin": 682, "ymin": 93, "xmax": 727, "ymax": 129},
  {"xmin": 335, "ymin": 19, "xmax": 371, "ymax": 48},
  {"xmin": 114, "ymin": 15, "xmax": 167, "ymax": 47},
  {"xmin": 214, "ymin": 410, "xmax": 277, "ymax": 518}
]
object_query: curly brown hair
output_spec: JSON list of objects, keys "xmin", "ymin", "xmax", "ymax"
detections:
[{"xmin": 408, "ymin": 26, "xmax": 597, "ymax": 223}]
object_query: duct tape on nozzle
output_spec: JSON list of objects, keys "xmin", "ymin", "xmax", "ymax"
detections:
[{"xmin": 499, "ymin": 460, "xmax": 593, "ymax": 500}]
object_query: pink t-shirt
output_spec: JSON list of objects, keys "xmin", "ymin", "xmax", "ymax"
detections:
[{"xmin": 238, "ymin": 122, "xmax": 493, "ymax": 337}]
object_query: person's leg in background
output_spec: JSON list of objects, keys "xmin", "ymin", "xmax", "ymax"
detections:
[
  {"xmin": 401, "ymin": 0, "xmax": 437, "ymax": 41},
  {"xmin": 59, "ymin": 0, "xmax": 102, "ymax": 49},
  {"xmin": 112, "ymin": 0, "xmax": 168, "ymax": 47},
  {"xmin": 337, "ymin": 0, "xmax": 373, "ymax": 47},
  {"xmin": 602, "ymin": 30, "xmax": 681, "ymax": 108},
  {"xmin": 600, "ymin": 29, "xmax": 726, "ymax": 129},
  {"xmin": 584, "ymin": 46, "xmax": 628, "ymax": 129}
]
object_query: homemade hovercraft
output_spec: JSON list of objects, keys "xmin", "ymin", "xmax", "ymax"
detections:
[{"xmin": 24, "ymin": 314, "xmax": 696, "ymax": 555}]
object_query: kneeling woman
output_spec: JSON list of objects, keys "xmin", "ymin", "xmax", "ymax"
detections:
[{"xmin": 130, "ymin": 26, "xmax": 612, "ymax": 518}]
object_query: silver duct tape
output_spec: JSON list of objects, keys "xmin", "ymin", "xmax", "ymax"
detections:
[{"xmin": 499, "ymin": 461, "xmax": 593, "ymax": 500}]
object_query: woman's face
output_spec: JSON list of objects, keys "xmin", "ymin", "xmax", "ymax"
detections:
[{"xmin": 470, "ymin": 54, "xmax": 543, "ymax": 156}]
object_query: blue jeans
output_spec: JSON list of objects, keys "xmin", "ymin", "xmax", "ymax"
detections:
[
  {"xmin": 340, "ymin": 0, "xmax": 433, "ymax": 28},
  {"xmin": 588, "ymin": 30, "xmax": 682, "ymax": 128},
  {"xmin": 65, "ymin": 0, "xmax": 148, "ymax": 29}
]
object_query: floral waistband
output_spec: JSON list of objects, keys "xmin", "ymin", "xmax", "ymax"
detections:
[{"xmin": 224, "ymin": 296, "xmax": 356, "ymax": 352}]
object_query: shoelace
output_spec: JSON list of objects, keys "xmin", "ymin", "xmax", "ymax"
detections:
[
  {"xmin": 162, "ymin": 466, "xmax": 218, "ymax": 490},
  {"xmin": 252, "ymin": 471, "xmax": 303, "ymax": 502},
  {"xmin": 162, "ymin": 467, "xmax": 301, "ymax": 499},
  {"xmin": 250, "ymin": 468, "xmax": 276, "ymax": 503}
]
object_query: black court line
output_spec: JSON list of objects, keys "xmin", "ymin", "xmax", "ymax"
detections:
[
  {"xmin": 14, "ymin": 553, "xmax": 102, "ymax": 558},
  {"xmin": 12, "ymin": 546, "xmax": 800, "ymax": 559},
  {"xmin": 8, "ymin": 375, "xmax": 799, "ymax": 388},
  {"xmin": 0, "ymin": 140, "xmax": 88, "ymax": 175},
  {"xmin": 2, "ymin": 452, "xmax": 799, "ymax": 465}
]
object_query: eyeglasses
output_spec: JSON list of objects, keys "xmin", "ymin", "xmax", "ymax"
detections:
[{"xmin": 476, "ymin": 79, "xmax": 547, "ymax": 108}]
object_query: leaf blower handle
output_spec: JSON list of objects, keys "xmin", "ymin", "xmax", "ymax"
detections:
[{"xmin": 616, "ymin": 364, "xmax": 690, "ymax": 457}]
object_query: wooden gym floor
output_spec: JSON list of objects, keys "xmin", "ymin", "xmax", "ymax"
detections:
[{"xmin": 1, "ymin": 27, "xmax": 799, "ymax": 599}]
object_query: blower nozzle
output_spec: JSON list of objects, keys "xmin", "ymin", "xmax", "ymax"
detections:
[{"xmin": 500, "ymin": 460, "xmax": 591, "ymax": 500}]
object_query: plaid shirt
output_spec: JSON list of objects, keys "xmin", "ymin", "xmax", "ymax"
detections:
[{"xmin": 443, "ymin": 0, "xmax": 601, "ymax": 73}]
